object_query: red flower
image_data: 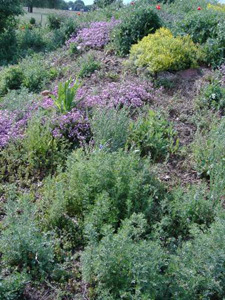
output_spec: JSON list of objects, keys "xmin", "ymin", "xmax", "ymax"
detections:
[
  {"xmin": 77, "ymin": 12, "xmax": 81, "ymax": 16},
  {"xmin": 197, "ymin": 6, "xmax": 201, "ymax": 10},
  {"xmin": 156, "ymin": 5, "xmax": 161, "ymax": 10},
  {"xmin": 131, "ymin": 1, "xmax": 134, "ymax": 5}
]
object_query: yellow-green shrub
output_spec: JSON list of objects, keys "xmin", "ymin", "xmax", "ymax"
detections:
[
  {"xmin": 129, "ymin": 28, "xmax": 203, "ymax": 74},
  {"xmin": 207, "ymin": 3, "xmax": 225, "ymax": 13}
]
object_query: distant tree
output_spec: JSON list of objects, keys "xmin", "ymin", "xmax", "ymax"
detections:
[
  {"xmin": 93, "ymin": 0, "xmax": 116, "ymax": 8},
  {"xmin": 0, "ymin": 0, "xmax": 23, "ymax": 32},
  {"xmin": 73, "ymin": 0, "xmax": 85, "ymax": 11}
]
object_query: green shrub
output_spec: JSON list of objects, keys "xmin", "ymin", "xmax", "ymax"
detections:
[
  {"xmin": 156, "ymin": 184, "xmax": 216, "ymax": 242},
  {"xmin": 198, "ymin": 80, "xmax": 225, "ymax": 111},
  {"xmin": 50, "ymin": 78, "xmax": 82, "ymax": 113},
  {"xmin": 82, "ymin": 213, "xmax": 168, "ymax": 299},
  {"xmin": 0, "ymin": 29, "xmax": 18, "ymax": 65},
  {"xmin": 78, "ymin": 53, "xmax": 101, "ymax": 78},
  {"xmin": 193, "ymin": 117, "xmax": 225, "ymax": 177},
  {"xmin": 0, "ymin": 66, "xmax": 24, "ymax": 95},
  {"xmin": 0, "ymin": 272, "xmax": 29, "ymax": 300},
  {"xmin": 90, "ymin": 107, "xmax": 130, "ymax": 152},
  {"xmin": 129, "ymin": 28, "xmax": 203, "ymax": 74},
  {"xmin": 69, "ymin": 42, "xmax": 79, "ymax": 55},
  {"xmin": 127, "ymin": 110, "xmax": 179, "ymax": 161},
  {"xmin": 111, "ymin": 5, "xmax": 162, "ymax": 56},
  {"xmin": 0, "ymin": 115, "xmax": 68, "ymax": 183},
  {"xmin": 29, "ymin": 17, "xmax": 36, "ymax": 25},
  {"xmin": 47, "ymin": 14, "xmax": 63, "ymax": 30},
  {"xmin": 0, "ymin": 197, "xmax": 55, "ymax": 279},
  {"xmin": 20, "ymin": 54, "xmax": 51, "ymax": 92},
  {"xmin": 170, "ymin": 215, "xmax": 225, "ymax": 299},
  {"xmin": 172, "ymin": 10, "xmax": 220, "ymax": 44},
  {"xmin": 17, "ymin": 28, "xmax": 46, "ymax": 55},
  {"xmin": 0, "ymin": 87, "xmax": 35, "ymax": 111},
  {"xmin": 41, "ymin": 149, "xmax": 166, "ymax": 242}
]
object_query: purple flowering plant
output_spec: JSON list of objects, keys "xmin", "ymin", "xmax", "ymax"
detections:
[{"xmin": 66, "ymin": 18, "xmax": 120, "ymax": 50}]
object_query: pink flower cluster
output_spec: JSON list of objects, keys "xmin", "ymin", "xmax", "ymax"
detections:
[
  {"xmin": 78, "ymin": 80, "xmax": 156, "ymax": 109},
  {"xmin": 66, "ymin": 18, "xmax": 120, "ymax": 49},
  {"xmin": 0, "ymin": 110, "xmax": 24, "ymax": 148}
]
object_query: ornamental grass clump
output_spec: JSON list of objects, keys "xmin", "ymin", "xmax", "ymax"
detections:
[
  {"xmin": 129, "ymin": 28, "xmax": 203, "ymax": 74},
  {"xmin": 66, "ymin": 18, "xmax": 120, "ymax": 50}
]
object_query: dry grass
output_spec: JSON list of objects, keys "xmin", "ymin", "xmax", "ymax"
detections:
[{"xmin": 19, "ymin": 7, "xmax": 79, "ymax": 26}]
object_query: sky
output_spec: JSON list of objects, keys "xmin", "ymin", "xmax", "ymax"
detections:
[{"xmin": 65, "ymin": 0, "xmax": 131, "ymax": 6}]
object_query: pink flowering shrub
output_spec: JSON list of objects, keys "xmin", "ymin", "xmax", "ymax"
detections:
[
  {"xmin": 66, "ymin": 18, "xmax": 120, "ymax": 49},
  {"xmin": 78, "ymin": 80, "xmax": 157, "ymax": 109}
]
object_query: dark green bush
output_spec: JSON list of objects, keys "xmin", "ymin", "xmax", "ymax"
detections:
[
  {"xmin": 0, "ymin": 29, "xmax": 18, "ymax": 65},
  {"xmin": 47, "ymin": 14, "xmax": 63, "ymax": 30},
  {"xmin": 172, "ymin": 10, "xmax": 220, "ymax": 44},
  {"xmin": 82, "ymin": 213, "xmax": 168, "ymax": 299},
  {"xmin": 111, "ymin": 5, "xmax": 162, "ymax": 56},
  {"xmin": 0, "ymin": 65, "xmax": 24, "ymax": 95},
  {"xmin": 17, "ymin": 28, "xmax": 46, "ymax": 55},
  {"xmin": 127, "ymin": 110, "xmax": 179, "ymax": 161}
]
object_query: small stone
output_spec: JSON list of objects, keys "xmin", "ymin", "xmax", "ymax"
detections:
[{"xmin": 41, "ymin": 90, "xmax": 51, "ymax": 96}]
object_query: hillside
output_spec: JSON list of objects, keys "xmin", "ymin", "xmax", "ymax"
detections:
[{"xmin": 0, "ymin": 0, "xmax": 225, "ymax": 299}]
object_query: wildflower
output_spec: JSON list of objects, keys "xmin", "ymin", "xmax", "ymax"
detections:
[
  {"xmin": 77, "ymin": 12, "xmax": 81, "ymax": 16},
  {"xmin": 156, "ymin": 5, "xmax": 161, "ymax": 10},
  {"xmin": 197, "ymin": 6, "xmax": 201, "ymax": 10},
  {"xmin": 131, "ymin": 1, "xmax": 135, "ymax": 5}
]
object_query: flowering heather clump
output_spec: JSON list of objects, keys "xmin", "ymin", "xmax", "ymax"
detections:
[
  {"xmin": 66, "ymin": 18, "xmax": 120, "ymax": 49},
  {"xmin": 52, "ymin": 108, "xmax": 91, "ymax": 146},
  {"xmin": 0, "ymin": 110, "xmax": 23, "ymax": 148},
  {"xmin": 79, "ymin": 80, "xmax": 157, "ymax": 109}
]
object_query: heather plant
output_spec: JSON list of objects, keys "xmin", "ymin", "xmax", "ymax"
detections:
[
  {"xmin": 111, "ymin": 5, "xmax": 161, "ymax": 56},
  {"xmin": 80, "ymin": 79, "xmax": 156, "ymax": 108},
  {"xmin": 127, "ymin": 110, "xmax": 179, "ymax": 161},
  {"xmin": 90, "ymin": 106, "xmax": 130, "ymax": 152},
  {"xmin": 66, "ymin": 18, "xmax": 120, "ymax": 50},
  {"xmin": 50, "ymin": 78, "xmax": 82, "ymax": 113},
  {"xmin": 129, "ymin": 28, "xmax": 203, "ymax": 74},
  {"xmin": 41, "ymin": 149, "xmax": 166, "ymax": 241},
  {"xmin": 0, "ymin": 196, "xmax": 56, "ymax": 279},
  {"xmin": 52, "ymin": 108, "xmax": 91, "ymax": 146},
  {"xmin": 82, "ymin": 213, "xmax": 168, "ymax": 299},
  {"xmin": 78, "ymin": 53, "xmax": 101, "ymax": 78},
  {"xmin": 170, "ymin": 215, "xmax": 225, "ymax": 299}
]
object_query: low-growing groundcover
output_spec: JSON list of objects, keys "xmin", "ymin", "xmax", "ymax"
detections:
[{"xmin": 1, "ymin": 0, "xmax": 225, "ymax": 299}]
